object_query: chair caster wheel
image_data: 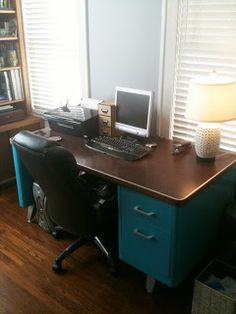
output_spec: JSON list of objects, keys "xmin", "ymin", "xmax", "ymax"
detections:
[
  {"xmin": 52, "ymin": 262, "xmax": 62, "ymax": 273},
  {"xmin": 52, "ymin": 227, "xmax": 64, "ymax": 239},
  {"xmin": 52, "ymin": 231, "xmax": 60, "ymax": 239}
]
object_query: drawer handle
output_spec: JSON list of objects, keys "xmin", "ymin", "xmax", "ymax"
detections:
[
  {"xmin": 102, "ymin": 120, "xmax": 109, "ymax": 125},
  {"xmin": 133, "ymin": 228, "xmax": 154, "ymax": 241},
  {"xmin": 101, "ymin": 109, "xmax": 108, "ymax": 113},
  {"xmin": 133, "ymin": 206, "xmax": 155, "ymax": 217}
]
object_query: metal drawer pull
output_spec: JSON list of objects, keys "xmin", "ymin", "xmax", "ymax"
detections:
[
  {"xmin": 133, "ymin": 206, "xmax": 155, "ymax": 217},
  {"xmin": 102, "ymin": 120, "xmax": 109, "ymax": 125},
  {"xmin": 133, "ymin": 228, "xmax": 154, "ymax": 240},
  {"xmin": 101, "ymin": 108, "xmax": 108, "ymax": 113}
]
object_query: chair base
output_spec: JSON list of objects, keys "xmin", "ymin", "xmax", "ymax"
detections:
[
  {"xmin": 52, "ymin": 235, "xmax": 117, "ymax": 274},
  {"xmin": 30, "ymin": 182, "xmax": 118, "ymax": 273},
  {"xmin": 53, "ymin": 236, "xmax": 91, "ymax": 273},
  {"xmin": 94, "ymin": 236, "xmax": 117, "ymax": 273}
]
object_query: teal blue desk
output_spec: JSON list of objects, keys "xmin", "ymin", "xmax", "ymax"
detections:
[{"xmin": 24, "ymin": 131, "xmax": 236, "ymax": 291}]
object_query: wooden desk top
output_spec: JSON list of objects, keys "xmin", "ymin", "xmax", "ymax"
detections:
[{"xmin": 55, "ymin": 132, "xmax": 236, "ymax": 205}]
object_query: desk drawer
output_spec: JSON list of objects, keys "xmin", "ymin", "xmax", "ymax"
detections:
[
  {"xmin": 118, "ymin": 186, "xmax": 173, "ymax": 279},
  {"xmin": 98, "ymin": 104, "xmax": 112, "ymax": 117},
  {"xmin": 118, "ymin": 186, "xmax": 173, "ymax": 231},
  {"xmin": 119, "ymin": 218, "xmax": 171, "ymax": 277},
  {"xmin": 99, "ymin": 126, "xmax": 112, "ymax": 136},
  {"xmin": 99, "ymin": 116, "xmax": 112, "ymax": 127}
]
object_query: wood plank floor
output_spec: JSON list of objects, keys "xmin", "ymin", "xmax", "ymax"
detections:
[{"xmin": 0, "ymin": 186, "xmax": 194, "ymax": 314}]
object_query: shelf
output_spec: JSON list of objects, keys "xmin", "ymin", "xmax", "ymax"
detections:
[
  {"xmin": 0, "ymin": 99, "xmax": 24, "ymax": 106},
  {"xmin": 0, "ymin": 37, "xmax": 18, "ymax": 41},
  {"xmin": 0, "ymin": 9, "xmax": 15, "ymax": 14},
  {"xmin": 0, "ymin": 66, "xmax": 20, "ymax": 72},
  {"xmin": 0, "ymin": 114, "xmax": 44, "ymax": 133}
]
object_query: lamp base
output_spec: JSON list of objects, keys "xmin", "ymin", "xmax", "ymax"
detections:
[
  {"xmin": 196, "ymin": 156, "xmax": 215, "ymax": 162},
  {"xmin": 195, "ymin": 123, "xmax": 221, "ymax": 161}
]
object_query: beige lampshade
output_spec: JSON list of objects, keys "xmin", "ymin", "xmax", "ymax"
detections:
[{"xmin": 185, "ymin": 76, "xmax": 236, "ymax": 122}]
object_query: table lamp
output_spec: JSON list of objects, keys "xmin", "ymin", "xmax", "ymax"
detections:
[{"xmin": 185, "ymin": 75, "xmax": 236, "ymax": 161}]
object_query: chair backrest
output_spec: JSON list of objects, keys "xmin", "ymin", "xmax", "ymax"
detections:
[{"xmin": 12, "ymin": 130, "xmax": 95, "ymax": 237}]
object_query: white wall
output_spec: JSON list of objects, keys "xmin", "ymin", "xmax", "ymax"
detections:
[{"xmin": 87, "ymin": 0, "xmax": 163, "ymax": 135}]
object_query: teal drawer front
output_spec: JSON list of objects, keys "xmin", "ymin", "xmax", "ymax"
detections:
[
  {"xmin": 118, "ymin": 186, "xmax": 173, "ymax": 279},
  {"xmin": 119, "ymin": 219, "xmax": 171, "ymax": 278},
  {"xmin": 118, "ymin": 186, "xmax": 173, "ymax": 231}
]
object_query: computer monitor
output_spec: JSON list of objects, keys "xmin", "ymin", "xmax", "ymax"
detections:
[{"xmin": 114, "ymin": 87, "xmax": 153, "ymax": 138}]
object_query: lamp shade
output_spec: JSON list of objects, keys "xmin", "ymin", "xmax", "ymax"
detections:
[{"xmin": 185, "ymin": 76, "xmax": 236, "ymax": 122}]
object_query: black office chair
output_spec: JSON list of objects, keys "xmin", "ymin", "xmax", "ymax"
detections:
[{"xmin": 12, "ymin": 130, "xmax": 118, "ymax": 273}]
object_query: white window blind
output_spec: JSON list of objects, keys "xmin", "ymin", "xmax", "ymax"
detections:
[
  {"xmin": 21, "ymin": 0, "xmax": 88, "ymax": 113},
  {"xmin": 171, "ymin": 0, "xmax": 236, "ymax": 152}
]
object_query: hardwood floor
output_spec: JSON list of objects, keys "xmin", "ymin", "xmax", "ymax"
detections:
[{"xmin": 0, "ymin": 186, "xmax": 194, "ymax": 314}]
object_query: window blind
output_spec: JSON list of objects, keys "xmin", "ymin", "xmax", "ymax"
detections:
[
  {"xmin": 21, "ymin": 0, "xmax": 87, "ymax": 113},
  {"xmin": 171, "ymin": 0, "xmax": 236, "ymax": 152}
]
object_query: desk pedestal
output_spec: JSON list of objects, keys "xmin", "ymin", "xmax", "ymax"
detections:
[{"xmin": 118, "ymin": 168, "xmax": 236, "ymax": 289}]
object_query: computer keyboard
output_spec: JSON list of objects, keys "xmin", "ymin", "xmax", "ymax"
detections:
[{"xmin": 85, "ymin": 135, "xmax": 152, "ymax": 161}]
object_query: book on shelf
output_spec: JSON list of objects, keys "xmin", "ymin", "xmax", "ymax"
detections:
[
  {"xmin": 14, "ymin": 69, "xmax": 24, "ymax": 99},
  {"xmin": 13, "ymin": 69, "xmax": 23, "ymax": 99},
  {"xmin": 9, "ymin": 69, "xmax": 17, "ymax": 98},
  {"xmin": 0, "ymin": 104, "xmax": 13, "ymax": 112},
  {"xmin": 8, "ymin": 69, "xmax": 15, "ymax": 99},
  {"xmin": 0, "ymin": 69, "xmax": 24, "ymax": 101},
  {"xmin": 0, "ymin": 72, "xmax": 9, "ymax": 101},
  {"xmin": 3, "ymin": 70, "xmax": 12, "ymax": 100}
]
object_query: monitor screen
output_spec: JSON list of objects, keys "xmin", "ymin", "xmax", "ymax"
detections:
[{"xmin": 115, "ymin": 87, "xmax": 153, "ymax": 138}]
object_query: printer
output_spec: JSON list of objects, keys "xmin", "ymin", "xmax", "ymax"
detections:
[{"xmin": 44, "ymin": 106, "xmax": 99, "ymax": 137}]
